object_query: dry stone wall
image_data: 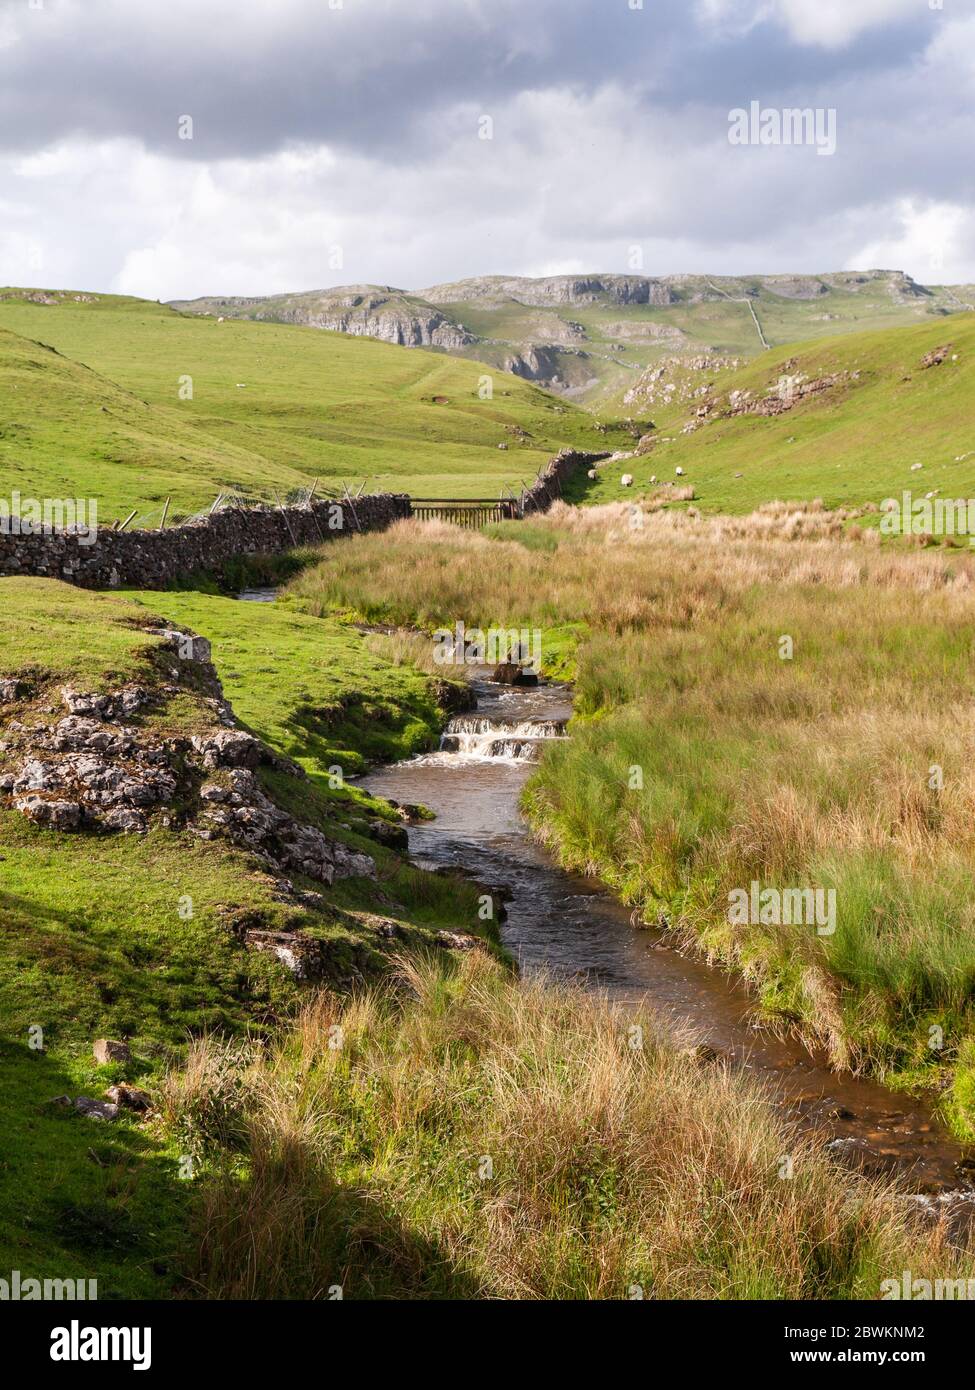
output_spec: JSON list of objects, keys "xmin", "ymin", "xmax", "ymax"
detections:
[
  {"xmin": 521, "ymin": 448, "xmax": 610, "ymax": 513},
  {"xmin": 0, "ymin": 494, "xmax": 411, "ymax": 589},
  {"xmin": 0, "ymin": 444, "xmax": 606, "ymax": 588}
]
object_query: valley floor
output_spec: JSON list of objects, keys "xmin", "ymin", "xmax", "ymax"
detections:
[{"xmin": 2, "ymin": 509, "xmax": 975, "ymax": 1298}]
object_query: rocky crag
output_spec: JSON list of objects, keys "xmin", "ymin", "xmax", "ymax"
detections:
[
  {"xmin": 170, "ymin": 286, "xmax": 474, "ymax": 349},
  {"xmin": 0, "ymin": 629, "xmax": 382, "ymax": 975}
]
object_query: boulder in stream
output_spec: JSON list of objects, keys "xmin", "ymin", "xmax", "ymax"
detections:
[{"xmin": 492, "ymin": 663, "xmax": 538, "ymax": 686}]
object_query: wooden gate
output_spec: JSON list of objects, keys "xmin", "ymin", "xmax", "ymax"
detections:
[{"xmin": 411, "ymin": 498, "xmax": 520, "ymax": 529}]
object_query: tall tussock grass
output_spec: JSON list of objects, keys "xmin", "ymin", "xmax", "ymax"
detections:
[
  {"xmin": 523, "ymin": 567, "xmax": 975, "ymax": 1095},
  {"xmin": 165, "ymin": 954, "xmax": 964, "ymax": 1300},
  {"xmin": 289, "ymin": 504, "xmax": 975, "ymax": 639},
  {"xmin": 287, "ymin": 507, "xmax": 975, "ymax": 1120}
]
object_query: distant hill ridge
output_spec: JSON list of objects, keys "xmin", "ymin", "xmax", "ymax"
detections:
[{"xmin": 170, "ymin": 270, "xmax": 975, "ymax": 401}]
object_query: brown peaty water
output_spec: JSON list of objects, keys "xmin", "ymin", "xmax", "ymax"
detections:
[{"xmin": 363, "ymin": 675, "xmax": 975, "ymax": 1199}]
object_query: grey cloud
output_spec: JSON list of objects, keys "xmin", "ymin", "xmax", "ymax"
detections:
[
  {"xmin": 0, "ymin": 0, "xmax": 973, "ymax": 295},
  {"xmin": 0, "ymin": 0, "xmax": 955, "ymax": 161}
]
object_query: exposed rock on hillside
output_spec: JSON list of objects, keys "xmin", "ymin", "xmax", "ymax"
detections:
[
  {"xmin": 720, "ymin": 370, "xmax": 851, "ymax": 418},
  {"xmin": 757, "ymin": 276, "xmax": 829, "ymax": 300},
  {"xmin": 0, "ymin": 629, "xmax": 375, "ymax": 889},
  {"xmin": 623, "ymin": 355, "xmax": 743, "ymax": 410},
  {"xmin": 420, "ymin": 274, "xmax": 677, "ymax": 307},
  {"xmin": 501, "ymin": 344, "xmax": 572, "ymax": 383},
  {"xmin": 196, "ymin": 766, "xmax": 374, "ymax": 883},
  {"xmin": 601, "ymin": 321, "xmax": 686, "ymax": 342},
  {"xmin": 171, "ymin": 286, "xmax": 473, "ymax": 350}
]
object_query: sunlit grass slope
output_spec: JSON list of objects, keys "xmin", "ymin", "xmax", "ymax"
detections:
[
  {"xmin": 0, "ymin": 289, "xmax": 619, "ymax": 518},
  {"xmin": 585, "ymin": 313, "xmax": 975, "ymax": 513}
]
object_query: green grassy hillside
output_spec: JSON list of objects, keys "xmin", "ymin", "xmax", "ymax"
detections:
[
  {"xmin": 0, "ymin": 573, "xmax": 490, "ymax": 1295},
  {"xmin": 423, "ymin": 270, "xmax": 971, "ymax": 402},
  {"xmin": 0, "ymin": 325, "xmax": 303, "ymax": 520},
  {"xmin": 582, "ymin": 312, "xmax": 975, "ymax": 514},
  {"xmin": 172, "ymin": 270, "xmax": 972, "ymax": 405},
  {"xmin": 0, "ymin": 289, "xmax": 620, "ymax": 518}
]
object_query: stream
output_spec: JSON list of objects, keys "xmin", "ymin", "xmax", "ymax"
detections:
[
  {"xmin": 235, "ymin": 586, "xmax": 973, "ymax": 1204},
  {"xmin": 363, "ymin": 674, "xmax": 975, "ymax": 1201}
]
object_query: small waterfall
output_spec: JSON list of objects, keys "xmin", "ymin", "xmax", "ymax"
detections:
[{"xmin": 439, "ymin": 716, "xmax": 568, "ymax": 762}]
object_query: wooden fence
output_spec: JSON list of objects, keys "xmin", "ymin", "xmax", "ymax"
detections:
[{"xmin": 411, "ymin": 498, "xmax": 520, "ymax": 529}]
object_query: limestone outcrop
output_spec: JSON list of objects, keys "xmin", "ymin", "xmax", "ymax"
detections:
[{"xmin": 0, "ymin": 629, "xmax": 375, "ymax": 892}]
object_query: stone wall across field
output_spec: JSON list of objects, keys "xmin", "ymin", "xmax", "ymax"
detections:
[
  {"xmin": 521, "ymin": 448, "xmax": 610, "ymax": 513},
  {"xmin": 0, "ymin": 494, "xmax": 412, "ymax": 589}
]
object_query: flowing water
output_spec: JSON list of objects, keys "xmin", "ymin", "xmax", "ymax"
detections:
[
  {"xmin": 233, "ymin": 584, "xmax": 973, "ymax": 1202},
  {"xmin": 364, "ymin": 674, "xmax": 975, "ymax": 1200},
  {"xmin": 237, "ymin": 585, "xmax": 279, "ymax": 603}
]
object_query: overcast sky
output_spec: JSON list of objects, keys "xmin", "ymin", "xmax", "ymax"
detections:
[{"xmin": 1, "ymin": 0, "xmax": 973, "ymax": 299}]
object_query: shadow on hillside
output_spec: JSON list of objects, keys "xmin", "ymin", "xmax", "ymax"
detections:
[
  {"xmin": 319, "ymin": 1183, "xmax": 489, "ymax": 1301},
  {"xmin": 0, "ymin": 885, "xmax": 80, "ymax": 929},
  {"xmin": 187, "ymin": 1161, "xmax": 488, "ymax": 1301},
  {"xmin": 560, "ymin": 466, "xmax": 604, "ymax": 506},
  {"xmin": 0, "ymin": 1038, "xmax": 190, "ymax": 1297}
]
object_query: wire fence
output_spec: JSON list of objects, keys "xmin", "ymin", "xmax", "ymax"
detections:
[{"xmin": 110, "ymin": 479, "xmax": 368, "ymax": 533}]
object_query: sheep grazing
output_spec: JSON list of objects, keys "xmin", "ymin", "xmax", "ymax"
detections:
[
  {"xmin": 675, "ymin": 466, "xmax": 685, "ymax": 477},
  {"xmin": 620, "ymin": 474, "xmax": 634, "ymax": 487}
]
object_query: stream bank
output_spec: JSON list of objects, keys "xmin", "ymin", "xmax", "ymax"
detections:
[{"xmin": 363, "ymin": 673, "xmax": 975, "ymax": 1204}]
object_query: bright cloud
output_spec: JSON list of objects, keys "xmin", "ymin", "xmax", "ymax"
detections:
[{"xmin": 0, "ymin": 0, "xmax": 972, "ymax": 294}]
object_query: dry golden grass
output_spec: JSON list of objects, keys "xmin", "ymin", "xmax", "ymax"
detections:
[
  {"xmin": 166, "ymin": 954, "xmax": 967, "ymax": 1300},
  {"xmin": 363, "ymin": 627, "xmax": 445, "ymax": 674},
  {"xmin": 289, "ymin": 507, "xmax": 975, "ymax": 1107},
  {"xmin": 290, "ymin": 503, "xmax": 975, "ymax": 641}
]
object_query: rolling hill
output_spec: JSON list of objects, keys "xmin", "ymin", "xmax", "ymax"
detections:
[
  {"xmin": 574, "ymin": 311, "xmax": 975, "ymax": 515},
  {"xmin": 4, "ymin": 283, "xmax": 973, "ymax": 523},
  {"xmin": 171, "ymin": 270, "xmax": 975, "ymax": 404},
  {"xmin": 0, "ymin": 288, "xmax": 622, "ymax": 519}
]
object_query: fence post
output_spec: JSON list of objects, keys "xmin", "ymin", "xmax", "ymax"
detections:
[
  {"xmin": 272, "ymin": 490, "xmax": 299, "ymax": 547},
  {"xmin": 342, "ymin": 483, "xmax": 363, "ymax": 532}
]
